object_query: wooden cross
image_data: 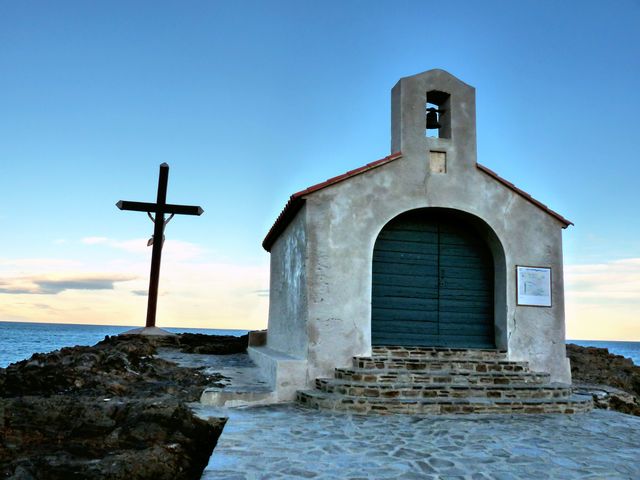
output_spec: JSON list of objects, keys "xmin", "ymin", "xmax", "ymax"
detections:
[{"xmin": 117, "ymin": 163, "xmax": 203, "ymax": 329}]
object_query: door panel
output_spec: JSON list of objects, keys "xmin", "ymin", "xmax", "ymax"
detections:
[{"xmin": 372, "ymin": 210, "xmax": 494, "ymax": 348}]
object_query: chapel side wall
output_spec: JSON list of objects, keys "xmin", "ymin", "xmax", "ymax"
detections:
[{"xmin": 265, "ymin": 206, "xmax": 308, "ymax": 359}]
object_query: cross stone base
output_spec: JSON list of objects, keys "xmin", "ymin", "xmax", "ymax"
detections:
[{"xmin": 120, "ymin": 326, "xmax": 177, "ymax": 336}]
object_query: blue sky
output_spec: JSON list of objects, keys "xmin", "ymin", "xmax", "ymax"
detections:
[{"xmin": 0, "ymin": 1, "xmax": 639, "ymax": 338}]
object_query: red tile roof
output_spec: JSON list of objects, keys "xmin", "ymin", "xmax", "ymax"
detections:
[
  {"xmin": 476, "ymin": 164, "xmax": 573, "ymax": 228},
  {"xmin": 262, "ymin": 152, "xmax": 403, "ymax": 251},
  {"xmin": 262, "ymin": 153, "xmax": 572, "ymax": 251}
]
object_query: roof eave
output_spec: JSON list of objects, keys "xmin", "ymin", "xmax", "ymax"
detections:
[
  {"xmin": 262, "ymin": 196, "xmax": 306, "ymax": 251},
  {"xmin": 262, "ymin": 155, "xmax": 573, "ymax": 253},
  {"xmin": 476, "ymin": 163, "xmax": 573, "ymax": 228},
  {"xmin": 262, "ymin": 152, "xmax": 403, "ymax": 251}
]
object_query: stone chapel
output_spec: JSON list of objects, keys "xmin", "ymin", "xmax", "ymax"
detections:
[{"xmin": 239, "ymin": 69, "xmax": 591, "ymax": 414}]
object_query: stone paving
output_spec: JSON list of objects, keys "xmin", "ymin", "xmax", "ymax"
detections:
[
  {"xmin": 194, "ymin": 404, "xmax": 640, "ymax": 480},
  {"xmin": 157, "ymin": 349, "xmax": 271, "ymax": 392}
]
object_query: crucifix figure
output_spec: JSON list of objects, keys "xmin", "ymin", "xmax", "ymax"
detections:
[{"xmin": 117, "ymin": 163, "xmax": 203, "ymax": 331}]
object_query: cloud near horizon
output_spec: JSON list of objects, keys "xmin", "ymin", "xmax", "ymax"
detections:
[
  {"xmin": 0, "ymin": 257, "xmax": 82, "ymax": 269},
  {"xmin": 81, "ymin": 236, "xmax": 110, "ymax": 245},
  {"xmin": 0, "ymin": 247, "xmax": 270, "ymax": 330},
  {"xmin": 565, "ymin": 258, "xmax": 640, "ymax": 304},
  {"xmin": 565, "ymin": 258, "xmax": 640, "ymax": 340},
  {"xmin": 81, "ymin": 236, "xmax": 205, "ymax": 262},
  {"xmin": 0, "ymin": 274, "xmax": 137, "ymax": 295}
]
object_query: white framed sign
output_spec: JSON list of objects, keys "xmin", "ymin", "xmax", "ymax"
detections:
[{"xmin": 516, "ymin": 266, "xmax": 552, "ymax": 307}]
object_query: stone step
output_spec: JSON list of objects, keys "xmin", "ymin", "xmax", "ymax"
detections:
[
  {"xmin": 315, "ymin": 378, "xmax": 571, "ymax": 400},
  {"xmin": 297, "ymin": 390, "xmax": 593, "ymax": 415},
  {"xmin": 354, "ymin": 357, "xmax": 530, "ymax": 373},
  {"xmin": 334, "ymin": 367, "xmax": 551, "ymax": 385},
  {"xmin": 372, "ymin": 346, "xmax": 507, "ymax": 361}
]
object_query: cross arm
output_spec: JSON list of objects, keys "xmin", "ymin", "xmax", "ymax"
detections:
[{"xmin": 116, "ymin": 200, "xmax": 204, "ymax": 216}]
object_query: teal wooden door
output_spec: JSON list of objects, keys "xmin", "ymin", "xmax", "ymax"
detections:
[{"xmin": 372, "ymin": 210, "xmax": 494, "ymax": 348}]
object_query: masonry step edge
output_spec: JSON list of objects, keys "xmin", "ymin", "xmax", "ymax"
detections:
[
  {"xmin": 297, "ymin": 390, "xmax": 593, "ymax": 411},
  {"xmin": 356, "ymin": 357, "xmax": 527, "ymax": 364},
  {"xmin": 298, "ymin": 389, "xmax": 592, "ymax": 404},
  {"xmin": 316, "ymin": 378, "xmax": 570, "ymax": 390},
  {"xmin": 371, "ymin": 347, "xmax": 508, "ymax": 358},
  {"xmin": 335, "ymin": 367, "xmax": 550, "ymax": 378}
]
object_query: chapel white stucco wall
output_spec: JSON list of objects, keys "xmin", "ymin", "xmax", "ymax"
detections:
[
  {"xmin": 264, "ymin": 205, "xmax": 309, "ymax": 359},
  {"xmin": 299, "ymin": 160, "xmax": 570, "ymax": 385}
]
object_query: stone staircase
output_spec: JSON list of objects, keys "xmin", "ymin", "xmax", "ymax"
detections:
[{"xmin": 297, "ymin": 346, "xmax": 593, "ymax": 414}]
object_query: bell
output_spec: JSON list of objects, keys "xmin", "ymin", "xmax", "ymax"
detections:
[{"xmin": 426, "ymin": 107, "xmax": 441, "ymax": 130}]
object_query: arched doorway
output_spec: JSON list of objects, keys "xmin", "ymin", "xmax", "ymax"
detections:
[{"xmin": 372, "ymin": 209, "xmax": 495, "ymax": 348}]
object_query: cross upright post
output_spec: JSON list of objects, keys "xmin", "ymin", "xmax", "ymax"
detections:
[
  {"xmin": 146, "ymin": 163, "xmax": 169, "ymax": 328},
  {"xmin": 117, "ymin": 163, "xmax": 203, "ymax": 331}
]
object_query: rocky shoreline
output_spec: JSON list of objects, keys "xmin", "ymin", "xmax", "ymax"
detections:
[
  {"xmin": 1, "ymin": 337, "xmax": 638, "ymax": 479},
  {"xmin": 0, "ymin": 333, "xmax": 247, "ymax": 479},
  {"xmin": 567, "ymin": 343, "xmax": 640, "ymax": 416}
]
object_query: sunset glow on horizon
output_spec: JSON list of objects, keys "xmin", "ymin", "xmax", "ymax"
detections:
[{"xmin": 0, "ymin": 238, "xmax": 269, "ymax": 331}]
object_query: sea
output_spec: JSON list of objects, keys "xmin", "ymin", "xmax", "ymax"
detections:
[
  {"xmin": 0, "ymin": 321, "xmax": 249, "ymax": 368},
  {"xmin": 0, "ymin": 321, "xmax": 639, "ymax": 369}
]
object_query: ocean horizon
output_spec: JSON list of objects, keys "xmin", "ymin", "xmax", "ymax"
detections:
[
  {"xmin": 0, "ymin": 321, "xmax": 249, "ymax": 368},
  {"xmin": 1, "ymin": 321, "xmax": 638, "ymax": 368}
]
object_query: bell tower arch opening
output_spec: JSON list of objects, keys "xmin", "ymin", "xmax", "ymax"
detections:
[{"xmin": 425, "ymin": 90, "xmax": 451, "ymax": 139}]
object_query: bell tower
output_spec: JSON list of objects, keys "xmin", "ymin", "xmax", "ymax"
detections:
[{"xmin": 391, "ymin": 69, "xmax": 477, "ymax": 173}]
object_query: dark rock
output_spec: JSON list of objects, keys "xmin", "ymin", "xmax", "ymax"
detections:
[
  {"xmin": 123, "ymin": 333, "xmax": 249, "ymax": 355},
  {"xmin": 567, "ymin": 344, "xmax": 640, "ymax": 416},
  {"xmin": 0, "ymin": 332, "xmax": 239, "ymax": 479},
  {"xmin": 572, "ymin": 383, "xmax": 640, "ymax": 416}
]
